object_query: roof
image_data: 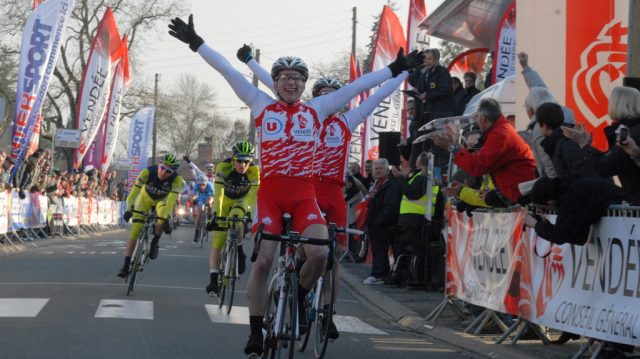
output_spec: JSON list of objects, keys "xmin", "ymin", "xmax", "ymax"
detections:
[{"xmin": 421, "ymin": 0, "xmax": 514, "ymax": 49}]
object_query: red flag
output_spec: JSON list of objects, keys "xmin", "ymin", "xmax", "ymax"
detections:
[
  {"xmin": 363, "ymin": 5, "xmax": 405, "ymax": 161},
  {"xmin": 406, "ymin": 0, "xmax": 428, "ymax": 52},
  {"xmin": 448, "ymin": 48, "xmax": 490, "ymax": 80},
  {"xmin": 74, "ymin": 7, "xmax": 123, "ymax": 169}
]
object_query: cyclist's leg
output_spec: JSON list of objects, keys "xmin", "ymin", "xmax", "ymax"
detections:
[
  {"xmin": 245, "ymin": 191, "xmax": 282, "ymax": 355},
  {"xmin": 207, "ymin": 200, "xmax": 231, "ymax": 294},
  {"xmin": 193, "ymin": 204, "xmax": 203, "ymax": 242},
  {"xmin": 149, "ymin": 199, "xmax": 168, "ymax": 259}
]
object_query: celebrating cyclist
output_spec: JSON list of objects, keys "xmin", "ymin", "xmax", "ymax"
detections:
[
  {"xmin": 205, "ymin": 141, "xmax": 259, "ymax": 296},
  {"xmin": 241, "ymin": 44, "xmax": 410, "ymax": 340},
  {"xmin": 169, "ymin": 15, "xmax": 422, "ymax": 356},
  {"xmin": 193, "ymin": 176, "xmax": 214, "ymax": 243},
  {"xmin": 184, "ymin": 155, "xmax": 216, "ymax": 185},
  {"xmin": 117, "ymin": 154, "xmax": 184, "ymax": 278}
]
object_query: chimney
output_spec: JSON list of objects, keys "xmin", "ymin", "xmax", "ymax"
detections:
[{"xmin": 197, "ymin": 140, "xmax": 214, "ymax": 163}]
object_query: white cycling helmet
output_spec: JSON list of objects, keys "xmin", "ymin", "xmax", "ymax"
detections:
[
  {"xmin": 271, "ymin": 56, "xmax": 309, "ymax": 81},
  {"xmin": 312, "ymin": 77, "xmax": 342, "ymax": 97},
  {"xmin": 205, "ymin": 163, "xmax": 215, "ymax": 171}
]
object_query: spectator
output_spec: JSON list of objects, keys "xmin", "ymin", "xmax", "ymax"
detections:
[
  {"xmin": 451, "ymin": 77, "xmax": 464, "ymax": 115},
  {"xmin": 562, "ymin": 86, "xmax": 640, "ymax": 204},
  {"xmin": 116, "ymin": 178, "xmax": 128, "ymax": 201},
  {"xmin": 0, "ymin": 157, "xmax": 14, "ymax": 191},
  {"xmin": 407, "ymin": 48, "xmax": 454, "ymax": 140},
  {"xmin": 458, "ymin": 72, "xmax": 481, "ymax": 115},
  {"xmin": 536, "ymin": 102, "xmax": 592, "ymax": 176},
  {"xmin": 362, "ymin": 158, "xmax": 402, "ymax": 285},
  {"xmin": 525, "ymin": 174, "xmax": 629, "ymax": 245},
  {"xmin": 348, "ymin": 162, "xmax": 366, "ymax": 188},
  {"xmin": 519, "ymin": 52, "xmax": 576, "ymax": 179},
  {"xmin": 618, "ymin": 135, "xmax": 640, "ymax": 167},
  {"xmin": 361, "ymin": 159, "xmax": 374, "ymax": 190},
  {"xmin": 433, "ymin": 98, "xmax": 537, "ymax": 206}
]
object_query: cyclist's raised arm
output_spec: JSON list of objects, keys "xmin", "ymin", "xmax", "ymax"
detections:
[
  {"xmin": 237, "ymin": 44, "xmax": 275, "ymax": 95},
  {"xmin": 126, "ymin": 168, "xmax": 149, "ymax": 209},
  {"xmin": 311, "ymin": 49, "xmax": 423, "ymax": 120},
  {"xmin": 188, "ymin": 161, "xmax": 204, "ymax": 180},
  {"xmin": 169, "ymin": 16, "xmax": 272, "ymax": 117},
  {"xmin": 342, "ymin": 71, "xmax": 409, "ymax": 132}
]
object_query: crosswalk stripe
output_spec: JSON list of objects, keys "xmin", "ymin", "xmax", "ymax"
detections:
[
  {"xmin": 0, "ymin": 298, "xmax": 49, "ymax": 317},
  {"xmin": 95, "ymin": 299, "xmax": 154, "ymax": 320}
]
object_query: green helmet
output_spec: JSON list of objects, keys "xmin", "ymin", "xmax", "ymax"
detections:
[
  {"xmin": 160, "ymin": 153, "xmax": 180, "ymax": 169},
  {"xmin": 232, "ymin": 141, "xmax": 255, "ymax": 161}
]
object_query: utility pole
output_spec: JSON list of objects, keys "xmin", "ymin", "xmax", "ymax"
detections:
[
  {"xmin": 152, "ymin": 73, "xmax": 159, "ymax": 164},
  {"xmin": 624, "ymin": 1, "xmax": 640, "ymax": 90},
  {"xmin": 351, "ymin": 7, "xmax": 357, "ymax": 57},
  {"xmin": 249, "ymin": 49, "xmax": 260, "ymax": 145}
]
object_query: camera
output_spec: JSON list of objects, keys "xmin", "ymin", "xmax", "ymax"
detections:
[{"xmin": 617, "ymin": 124, "xmax": 629, "ymax": 142}]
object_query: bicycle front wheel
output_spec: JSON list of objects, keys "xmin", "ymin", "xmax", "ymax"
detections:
[
  {"xmin": 126, "ymin": 237, "xmax": 146, "ymax": 296},
  {"xmin": 225, "ymin": 242, "xmax": 237, "ymax": 314},
  {"xmin": 217, "ymin": 243, "xmax": 227, "ymax": 309},
  {"xmin": 281, "ymin": 272, "xmax": 298, "ymax": 359},
  {"xmin": 314, "ymin": 268, "xmax": 336, "ymax": 358}
]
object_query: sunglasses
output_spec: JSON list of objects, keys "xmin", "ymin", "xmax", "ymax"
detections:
[
  {"xmin": 159, "ymin": 164, "xmax": 175, "ymax": 174},
  {"xmin": 235, "ymin": 159, "xmax": 252, "ymax": 164}
]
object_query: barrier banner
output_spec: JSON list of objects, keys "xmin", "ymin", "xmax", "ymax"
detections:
[
  {"xmin": 79, "ymin": 197, "xmax": 89, "ymax": 225},
  {"xmin": 89, "ymin": 198, "xmax": 98, "ymax": 224},
  {"xmin": 9, "ymin": 192, "xmax": 26, "ymax": 231},
  {"xmin": 446, "ymin": 209, "xmax": 524, "ymax": 315},
  {"xmin": 28, "ymin": 193, "xmax": 47, "ymax": 228},
  {"xmin": 519, "ymin": 215, "xmax": 640, "ymax": 346},
  {"xmin": 0, "ymin": 192, "xmax": 9, "ymax": 234},
  {"xmin": 63, "ymin": 196, "xmax": 79, "ymax": 226}
]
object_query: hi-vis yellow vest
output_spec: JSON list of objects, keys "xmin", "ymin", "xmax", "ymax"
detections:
[{"xmin": 399, "ymin": 172, "xmax": 439, "ymax": 216}]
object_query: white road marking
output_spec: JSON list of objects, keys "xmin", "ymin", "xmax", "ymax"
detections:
[
  {"xmin": 205, "ymin": 305, "xmax": 249, "ymax": 325},
  {"xmin": 334, "ymin": 315, "xmax": 388, "ymax": 335},
  {"xmin": 95, "ymin": 299, "xmax": 153, "ymax": 320},
  {"xmin": 0, "ymin": 298, "xmax": 49, "ymax": 317}
]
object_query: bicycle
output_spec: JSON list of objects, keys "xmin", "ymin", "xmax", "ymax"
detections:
[
  {"xmin": 297, "ymin": 223, "xmax": 363, "ymax": 358},
  {"xmin": 123, "ymin": 209, "xmax": 157, "ymax": 296},
  {"xmin": 212, "ymin": 214, "xmax": 251, "ymax": 314},
  {"xmin": 249, "ymin": 214, "xmax": 330, "ymax": 359},
  {"xmin": 195, "ymin": 204, "xmax": 210, "ymax": 248}
]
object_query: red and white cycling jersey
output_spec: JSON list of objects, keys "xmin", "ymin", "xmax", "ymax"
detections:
[
  {"xmin": 255, "ymin": 101, "xmax": 320, "ymax": 178},
  {"xmin": 313, "ymin": 115, "xmax": 351, "ymax": 184}
]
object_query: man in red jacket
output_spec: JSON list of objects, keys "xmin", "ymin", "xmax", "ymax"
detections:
[{"xmin": 434, "ymin": 98, "xmax": 536, "ymax": 206}]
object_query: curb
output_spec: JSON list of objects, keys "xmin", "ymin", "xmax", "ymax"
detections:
[{"xmin": 340, "ymin": 265, "xmax": 538, "ymax": 359}]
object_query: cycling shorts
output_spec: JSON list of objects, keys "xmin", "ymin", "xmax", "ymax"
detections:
[
  {"xmin": 252, "ymin": 177, "xmax": 326, "ymax": 235},
  {"xmin": 313, "ymin": 178, "xmax": 347, "ymax": 247},
  {"xmin": 129, "ymin": 190, "xmax": 168, "ymax": 241},
  {"xmin": 212, "ymin": 196, "xmax": 251, "ymax": 249}
]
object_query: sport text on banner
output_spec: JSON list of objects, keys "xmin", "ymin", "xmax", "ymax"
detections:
[{"xmin": 127, "ymin": 106, "xmax": 155, "ymax": 190}]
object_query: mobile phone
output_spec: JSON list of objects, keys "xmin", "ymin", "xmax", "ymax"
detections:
[{"xmin": 619, "ymin": 126, "xmax": 629, "ymax": 142}]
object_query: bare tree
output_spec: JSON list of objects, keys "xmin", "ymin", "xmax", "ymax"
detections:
[{"xmin": 157, "ymin": 73, "xmax": 222, "ymax": 157}]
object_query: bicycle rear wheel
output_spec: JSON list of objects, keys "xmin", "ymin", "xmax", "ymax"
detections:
[
  {"xmin": 225, "ymin": 242, "xmax": 237, "ymax": 314},
  {"xmin": 297, "ymin": 285, "xmax": 315, "ymax": 352},
  {"xmin": 314, "ymin": 269, "xmax": 336, "ymax": 358}
]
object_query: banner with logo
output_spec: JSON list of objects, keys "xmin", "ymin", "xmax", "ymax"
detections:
[
  {"xmin": 127, "ymin": 107, "xmax": 155, "ymax": 189},
  {"xmin": 363, "ymin": 5, "xmax": 405, "ymax": 161},
  {"xmin": 446, "ymin": 209, "xmax": 524, "ymax": 315},
  {"xmin": 492, "ymin": 2, "xmax": 516, "ymax": 84},
  {"xmin": 101, "ymin": 35, "xmax": 131, "ymax": 172},
  {"xmin": 10, "ymin": 0, "xmax": 75, "ymax": 178},
  {"xmin": 566, "ymin": 0, "xmax": 628, "ymax": 151},
  {"xmin": 63, "ymin": 196, "xmax": 79, "ymax": 226},
  {"xmin": 74, "ymin": 7, "xmax": 123, "ymax": 168},
  {"xmin": 447, "ymin": 207, "xmax": 640, "ymax": 346},
  {"xmin": 406, "ymin": 0, "xmax": 429, "ymax": 52}
]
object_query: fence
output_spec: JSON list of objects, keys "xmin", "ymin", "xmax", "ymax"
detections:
[{"xmin": 444, "ymin": 206, "xmax": 640, "ymax": 347}]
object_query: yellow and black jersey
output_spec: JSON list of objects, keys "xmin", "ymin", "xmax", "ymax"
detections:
[{"xmin": 214, "ymin": 158, "xmax": 260, "ymax": 200}]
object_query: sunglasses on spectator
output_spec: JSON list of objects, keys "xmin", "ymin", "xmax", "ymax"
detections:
[{"xmin": 159, "ymin": 164, "xmax": 175, "ymax": 174}]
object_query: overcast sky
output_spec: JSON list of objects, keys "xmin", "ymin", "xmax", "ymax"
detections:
[{"xmin": 137, "ymin": 0, "xmax": 445, "ymax": 124}]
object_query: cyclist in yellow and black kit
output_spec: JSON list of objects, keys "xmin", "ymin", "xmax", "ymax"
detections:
[
  {"xmin": 205, "ymin": 141, "xmax": 260, "ymax": 295},
  {"xmin": 117, "ymin": 154, "xmax": 184, "ymax": 278}
]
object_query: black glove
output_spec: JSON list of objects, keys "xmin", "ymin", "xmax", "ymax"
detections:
[
  {"xmin": 387, "ymin": 48, "xmax": 406, "ymax": 77},
  {"xmin": 206, "ymin": 218, "xmax": 216, "ymax": 231},
  {"xmin": 168, "ymin": 14, "xmax": 204, "ymax": 52},
  {"xmin": 183, "ymin": 155, "xmax": 191, "ymax": 163},
  {"xmin": 237, "ymin": 44, "xmax": 253, "ymax": 64},
  {"xmin": 405, "ymin": 49, "xmax": 425, "ymax": 70},
  {"xmin": 123, "ymin": 210, "xmax": 133, "ymax": 223}
]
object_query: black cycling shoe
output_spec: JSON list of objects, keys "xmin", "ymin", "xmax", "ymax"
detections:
[
  {"xmin": 243, "ymin": 334, "xmax": 264, "ymax": 355},
  {"xmin": 298, "ymin": 301, "xmax": 308, "ymax": 335},
  {"xmin": 326, "ymin": 316, "xmax": 340, "ymax": 340},
  {"xmin": 117, "ymin": 267, "xmax": 128, "ymax": 279},
  {"xmin": 206, "ymin": 282, "xmax": 219, "ymax": 297},
  {"xmin": 148, "ymin": 242, "xmax": 159, "ymax": 260},
  {"xmin": 238, "ymin": 246, "xmax": 246, "ymax": 275}
]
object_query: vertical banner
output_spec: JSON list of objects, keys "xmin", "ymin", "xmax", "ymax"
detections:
[
  {"xmin": 406, "ymin": 0, "xmax": 429, "ymax": 52},
  {"xmin": 81, "ymin": 119, "xmax": 105, "ymax": 171},
  {"xmin": 74, "ymin": 7, "xmax": 123, "ymax": 168},
  {"xmin": 101, "ymin": 35, "xmax": 131, "ymax": 173},
  {"xmin": 127, "ymin": 107, "xmax": 155, "ymax": 190},
  {"xmin": 566, "ymin": 0, "xmax": 628, "ymax": 151},
  {"xmin": 363, "ymin": 5, "xmax": 405, "ymax": 161},
  {"xmin": 348, "ymin": 54, "xmax": 363, "ymax": 166},
  {"xmin": 492, "ymin": 2, "xmax": 516, "ymax": 84},
  {"xmin": 10, "ymin": 0, "xmax": 75, "ymax": 177}
]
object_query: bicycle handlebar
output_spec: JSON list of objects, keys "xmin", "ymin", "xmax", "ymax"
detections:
[
  {"xmin": 213, "ymin": 215, "xmax": 253, "ymax": 225},
  {"xmin": 130, "ymin": 209, "xmax": 162, "ymax": 220},
  {"xmin": 250, "ymin": 225, "xmax": 330, "ymax": 263},
  {"xmin": 327, "ymin": 222, "xmax": 364, "ymax": 236}
]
